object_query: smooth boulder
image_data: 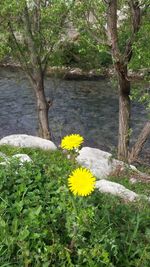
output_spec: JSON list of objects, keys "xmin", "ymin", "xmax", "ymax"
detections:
[
  {"xmin": 77, "ymin": 147, "xmax": 124, "ymax": 179},
  {"xmin": 96, "ymin": 179, "xmax": 138, "ymax": 202},
  {"xmin": 0, "ymin": 134, "xmax": 57, "ymax": 150}
]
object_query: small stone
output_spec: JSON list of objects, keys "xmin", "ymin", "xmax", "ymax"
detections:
[
  {"xmin": 0, "ymin": 162, "xmax": 7, "ymax": 166},
  {"xmin": 12, "ymin": 154, "xmax": 32, "ymax": 163},
  {"xmin": 0, "ymin": 152, "xmax": 8, "ymax": 161}
]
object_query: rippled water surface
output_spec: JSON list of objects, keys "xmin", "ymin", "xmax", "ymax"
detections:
[{"xmin": 0, "ymin": 67, "xmax": 149, "ymax": 152}]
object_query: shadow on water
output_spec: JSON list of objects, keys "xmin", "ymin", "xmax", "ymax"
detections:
[{"xmin": 0, "ymin": 67, "xmax": 149, "ymax": 154}]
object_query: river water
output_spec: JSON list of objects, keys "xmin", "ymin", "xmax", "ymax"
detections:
[{"xmin": 0, "ymin": 67, "xmax": 149, "ymax": 155}]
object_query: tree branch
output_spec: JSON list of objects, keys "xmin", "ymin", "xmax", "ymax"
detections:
[
  {"xmin": 83, "ymin": 12, "xmax": 110, "ymax": 46},
  {"xmin": 8, "ymin": 21, "xmax": 35, "ymax": 83},
  {"xmin": 123, "ymin": 0, "xmax": 141, "ymax": 64},
  {"xmin": 23, "ymin": 4, "xmax": 41, "ymax": 71},
  {"xmin": 129, "ymin": 121, "xmax": 150, "ymax": 163},
  {"xmin": 106, "ymin": 0, "xmax": 121, "ymax": 62}
]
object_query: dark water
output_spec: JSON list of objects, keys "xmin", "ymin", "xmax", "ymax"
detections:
[{"xmin": 0, "ymin": 67, "xmax": 149, "ymax": 153}]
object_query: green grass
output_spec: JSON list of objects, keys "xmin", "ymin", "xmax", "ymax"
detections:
[{"xmin": 0, "ymin": 145, "xmax": 150, "ymax": 267}]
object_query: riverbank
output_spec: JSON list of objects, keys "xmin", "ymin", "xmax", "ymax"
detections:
[
  {"xmin": 0, "ymin": 57, "xmax": 107, "ymax": 80},
  {"xmin": 1, "ymin": 58, "xmax": 149, "ymax": 81},
  {"xmin": 0, "ymin": 66, "xmax": 149, "ymax": 166}
]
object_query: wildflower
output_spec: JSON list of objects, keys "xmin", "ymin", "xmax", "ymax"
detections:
[
  {"xmin": 68, "ymin": 167, "xmax": 96, "ymax": 196},
  {"xmin": 60, "ymin": 134, "xmax": 84, "ymax": 150}
]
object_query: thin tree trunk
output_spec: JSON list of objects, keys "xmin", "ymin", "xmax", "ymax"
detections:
[
  {"xmin": 106, "ymin": 0, "xmax": 142, "ymax": 162},
  {"xmin": 35, "ymin": 88, "xmax": 51, "ymax": 140},
  {"xmin": 106, "ymin": 0, "xmax": 131, "ymax": 161},
  {"xmin": 22, "ymin": 4, "xmax": 50, "ymax": 139},
  {"xmin": 129, "ymin": 121, "xmax": 150, "ymax": 163},
  {"xmin": 31, "ymin": 73, "xmax": 51, "ymax": 140},
  {"xmin": 118, "ymin": 75, "xmax": 131, "ymax": 161}
]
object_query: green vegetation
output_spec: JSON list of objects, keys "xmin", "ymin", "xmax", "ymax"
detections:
[
  {"xmin": 0, "ymin": 0, "xmax": 74, "ymax": 139},
  {"xmin": 0, "ymin": 146, "xmax": 150, "ymax": 266},
  {"xmin": 0, "ymin": 0, "xmax": 150, "ymax": 161},
  {"xmin": 0, "ymin": 1, "xmax": 150, "ymax": 265},
  {"xmin": 59, "ymin": 39, "xmax": 112, "ymax": 70}
]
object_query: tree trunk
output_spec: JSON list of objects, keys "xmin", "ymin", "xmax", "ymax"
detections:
[
  {"xmin": 117, "ymin": 67, "xmax": 131, "ymax": 161},
  {"xmin": 106, "ymin": 0, "xmax": 131, "ymax": 161},
  {"xmin": 105, "ymin": 0, "xmax": 143, "ymax": 162},
  {"xmin": 32, "ymin": 75, "xmax": 51, "ymax": 140},
  {"xmin": 129, "ymin": 121, "xmax": 150, "ymax": 163}
]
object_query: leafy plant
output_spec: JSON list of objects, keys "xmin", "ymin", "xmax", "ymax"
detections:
[{"xmin": 0, "ymin": 146, "xmax": 150, "ymax": 266}]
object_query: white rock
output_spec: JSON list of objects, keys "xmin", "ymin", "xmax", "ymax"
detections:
[
  {"xmin": 0, "ymin": 161, "xmax": 7, "ymax": 166},
  {"xmin": 12, "ymin": 154, "xmax": 32, "ymax": 163},
  {"xmin": 130, "ymin": 178, "xmax": 138, "ymax": 184},
  {"xmin": 129, "ymin": 165, "xmax": 138, "ymax": 172},
  {"xmin": 96, "ymin": 179, "xmax": 138, "ymax": 202},
  {"xmin": 0, "ymin": 134, "xmax": 57, "ymax": 150},
  {"xmin": 0, "ymin": 152, "xmax": 9, "ymax": 165},
  {"xmin": 77, "ymin": 147, "xmax": 124, "ymax": 179},
  {"xmin": 0, "ymin": 152, "xmax": 7, "ymax": 158},
  {"xmin": 0, "ymin": 154, "xmax": 32, "ymax": 166}
]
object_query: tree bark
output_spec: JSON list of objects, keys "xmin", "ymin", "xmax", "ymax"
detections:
[
  {"xmin": 32, "ymin": 74, "xmax": 51, "ymax": 140},
  {"xmin": 23, "ymin": 4, "xmax": 51, "ymax": 140},
  {"xmin": 117, "ymin": 66, "xmax": 131, "ymax": 161},
  {"xmin": 106, "ymin": 0, "xmax": 143, "ymax": 161},
  {"xmin": 129, "ymin": 121, "xmax": 150, "ymax": 163},
  {"xmin": 106, "ymin": 0, "xmax": 131, "ymax": 161}
]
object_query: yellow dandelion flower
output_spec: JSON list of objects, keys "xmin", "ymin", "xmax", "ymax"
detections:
[
  {"xmin": 68, "ymin": 167, "xmax": 96, "ymax": 196},
  {"xmin": 60, "ymin": 134, "xmax": 84, "ymax": 150}
]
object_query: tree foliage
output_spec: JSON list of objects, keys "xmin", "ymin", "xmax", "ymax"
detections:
[
  {"xmin": 0, "ymin": 0, "xmax": 149, "ymax": 160},
  {"xmin": 0, "ymin": 0, "xmax": 71, "ymax": 72},
  {"xmin": 0, "ymin": 0, "xmax": 75, "ymax": 139}
]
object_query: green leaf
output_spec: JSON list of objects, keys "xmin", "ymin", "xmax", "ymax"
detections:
[{"xmin": 18, "ymin": 228, "xmax": 29, "ymax": 241}]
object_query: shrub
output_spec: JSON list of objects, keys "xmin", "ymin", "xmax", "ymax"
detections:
[
  {"xmin": 0, "ymin": 146, "xmax": 150, "ymax": 266},
  {"xmin": 59, "ymin": 40, "xmax": 112, "ymax": 70}
]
